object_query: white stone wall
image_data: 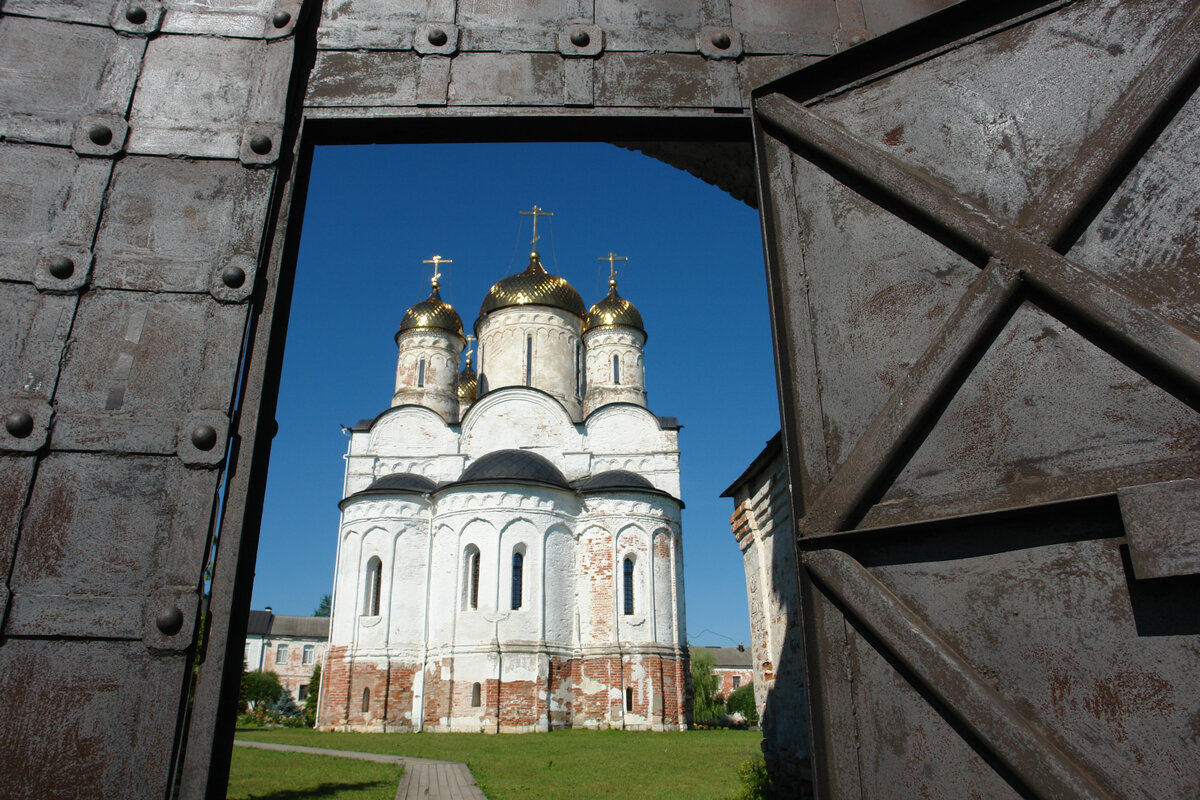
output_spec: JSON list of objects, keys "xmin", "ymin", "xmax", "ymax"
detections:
[
  {"xmin": 584, "ymin": 327, "xmax": 647, "ymax": 415},
  {"xmin": 476, "ymin": 306, "xmax": 583, "ymax": 420},
  {"xmin": 393, "ymin": 329, "xmax": 464, "ymax": 421}
]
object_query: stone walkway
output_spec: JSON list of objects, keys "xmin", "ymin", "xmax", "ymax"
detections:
[{"xmin": 234, "ymin": 740, "xmax": 488, "ymax": 799}]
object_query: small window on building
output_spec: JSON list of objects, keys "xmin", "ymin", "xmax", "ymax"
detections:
[
  {"xmin": 625, "ymin": 687, "xmax": 633, "ymax": 712},
  {"xmin": 465, "ymin": 545, "xmax": 481, "ymax": 610},
  {"xmin": 511, "ymin": 550, "xmax": 524, "ymax": 610},
  {"xmin": 302, "ymin": 645, "xmax": 314, "ymax": 665},
  {"xmin": 623, "ymin": 557, "xmax": 634, "ymax": 615},
  {"xmin": 732, "ymin": 675, "xmax": 741, "ymax": 690},
  {"xmin": 471, "ymin": 682, "xmax": 482, "ymax": 708},
  {"xmin": 361, "ymin": 688, "xmax": 370, "ymax": 713},
  {"xmin": 525, "ymin": 335, "xmax": 533, "ymax": 386},
  {"xmin": 275, "ymin": 644, "xmax": 288, "ymax": 664},
  {"xmin": 417, "ymin": 357, "xmax": 426, "ymax": 388},
  {"xmin": 298, "ymin": 684, "xmax": 308, "ymax": 701},
  {"xmin": 612, "ymin": 354, "xmax": 620, "ymax": 385},
  {"xmin": 364, "ymin": 555, "xmax": 382, "ymax": 616},
  {"xmin": 575, "ymin": 342, "xmax": 584, "ymax": 395}
]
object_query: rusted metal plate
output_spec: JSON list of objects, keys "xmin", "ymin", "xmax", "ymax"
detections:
[
  {"xmin": 128, "ymin": 35, "xmax": 292, "ymax": 159},
  {"xmin": 755, "ymin": 0, "xmax": 1200, "ymax": 796},
  {"xmin": 1119, "ymin": 479, "xmax": 1200, "ymax": 580},
  {"xmin": 0, "ymin": 455, "xmax": 36, "ymax": 622},
  {"xmin": 307, "ymin": 51, "xmax": 422, "ymax": 107},
  {"xmin": 0, "ymin": 640, "xmax": 187, "ymax": 798},
  {"xmin": 162, "ymin": 0, "xmax": 303, "ymax": 38},
  {"xmin": 0, "ymin": 0, "xmax": 114, "ymax": 26},
  {"xmin": 52, "ymin": 290, "xmax": 243, "ymax": 455},
  {"xmin": 92, "ymin": 156, "xmax": 271, "ymax": 296},
  {"xmin": 811, "ymin": 0, "xmax": 1196, "ymax": 228},
  {"xmin": 595, "ymin": 53, "xmax": 712, "ymax": 108},
  {"xmin": 317, "ymin": 0, "xmax": 448, "ymax": 50},
  {"xmin": 448, "ymin": 53, "xmax": 567, "ymax": 106},
  {"xmin": 0, "ymin": 142, "xmax": 110, "ymax": 285},
  {"xmin": 0, "ymin": 16, "xmax": 144, "ymax": 148}
]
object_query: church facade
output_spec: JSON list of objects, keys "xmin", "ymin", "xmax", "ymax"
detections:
[{"xmin": 316, "ymin": 233, "xmax": 689, "ymax": 732}]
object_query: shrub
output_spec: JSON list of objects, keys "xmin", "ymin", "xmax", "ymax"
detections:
[
  {"xmin": 242, "ymin": 670, "xmax": 283, "ymax": 710},
  {"xmin": 736, "ymin": 755, "xmax": 771, "ymax": 800},
  {"xmin": 690, "ymin": 651, "xmax": 725, "ymax": 723},
  {"xmin": 726, "ymin": 683, "xmax": 758, "ymax": 724}
]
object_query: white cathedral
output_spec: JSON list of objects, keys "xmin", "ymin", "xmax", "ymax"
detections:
[{"xmin": 317, "ymin": 212, "xmax": 689, "ymax": 732}]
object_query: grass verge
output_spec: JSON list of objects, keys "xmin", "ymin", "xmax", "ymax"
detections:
[
  {"xmin": 226, "ymin": 745, "xmax": 401, "ymax": 800},
  {"xmin": 235, "ymin": 727, "xmax": 761, "ymax": 799}
]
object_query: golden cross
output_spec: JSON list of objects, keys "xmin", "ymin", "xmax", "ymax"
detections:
[
  {"xmin": 422, "ymin": 254, "xmax": 452, "ymax": 288},
  {"xmin": 464, "ymin": 333, "xmax": 476, "ymax": 360},
  {"xmin": 598, "ymin": 252, "xmax": 629, "ymax": 284},
  {"xmin": 519, "ymin": 205, "xmax": 554, "ymax": 252}
]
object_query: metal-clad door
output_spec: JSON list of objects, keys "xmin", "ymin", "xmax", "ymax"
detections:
[{"xmin": 753, "ymin": 0, "xmax": 1200, "ymax": 796}]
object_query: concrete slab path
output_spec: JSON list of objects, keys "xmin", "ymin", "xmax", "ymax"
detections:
[{"xmin": 233, "ymin": 740, "xmax": 488, "ymax": 800}]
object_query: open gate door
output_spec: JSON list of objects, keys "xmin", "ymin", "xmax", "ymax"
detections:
[{"xmin": 753, "ymin": 0, "xmax": 1200, "ymax": 797}]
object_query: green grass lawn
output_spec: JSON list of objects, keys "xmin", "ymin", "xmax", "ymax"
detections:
[
  {"xmin": 234, "ymin": 727, "xmax": 762, "ymax": 799},
  {"xmin": 227, "ymin": 746, "xmax": 401, "ymax": 800}
]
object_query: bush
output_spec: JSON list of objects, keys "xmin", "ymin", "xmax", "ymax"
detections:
[
  {"xmin": 241, "ymin": 670, "xmax": 283, "ymax": 710},
  {"xmin": 726, "ymin": 683, "xmax": 758, "ymax": 724},
  {"xmin": 736, "ymin": 755, "xmax": 771, "ymax": 800},
  {"xmin": 690, "ymin": 651, "xmax": 725, "ymax": 724}
]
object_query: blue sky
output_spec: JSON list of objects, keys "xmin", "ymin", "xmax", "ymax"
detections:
[{"xmin": 249, "ymin": 141, "xmax": 779, "ymax": 648}]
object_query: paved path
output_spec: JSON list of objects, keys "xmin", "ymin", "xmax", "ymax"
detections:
[{"xmin": 234, "ymin": 740, "xmax": 488, "ymax": 799}]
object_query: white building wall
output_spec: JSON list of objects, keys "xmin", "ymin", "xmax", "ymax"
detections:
[
  {"xmin": 583, "ymin": 327, "xmax": 646, "ymax": 415},
  {"xmin": 393, "ymin": 329, "xmax": 464, "ymax": 421},
  {"xmin": 476, "ymin": 306, "xmax": 583, "ymax": 420}
]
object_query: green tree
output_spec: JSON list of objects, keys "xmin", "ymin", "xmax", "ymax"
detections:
[
  {"xmin": 690, "ymin": 649, "xmax": 724, "ymax": 723},
  {"xmin": 726, "ymin": 682, "xmax": 758, "ymax": 724},
  {"xmin": 304, "ymin": 663, "xmax": 321, "ymax": 727},
  {"xmin": 270, "ymin": 687, "xmax": 301, "ymax": 718},
  {"xmin": 241, "ymin": 670, "xmax": 282, "ymax": 709},
  {"xmin": 313, "ymin": 594, "xmax": 331, "ymax": 617}
]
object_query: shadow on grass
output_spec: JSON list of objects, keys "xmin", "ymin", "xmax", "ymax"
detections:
[{"xmin": 232, "ymin": 780, "xmax": 393, "ymax": 799}]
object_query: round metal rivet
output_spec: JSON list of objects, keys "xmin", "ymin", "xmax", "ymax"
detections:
[
  {"xmin": 711, "ymin": 32, "xmax": 731, "ymax": 50},
  {"xmin": 125, "ymin": 5, "xmax": 148, "ymax": 24},
  {"xmin": 570, "ymin": 30, "xmax": 590, "ymax": 47},
  {"xmin": 156, "ymin": 607, "xmax": 184, "ymax": 636},
  {"xmin": 49, "ymin": 256, "xmax": 75, "ymax": 280},
  {"xmin": 272, "ymin": 11, "xmax": 291, "ymax": 28},
  {"xmin": 4, "ymin": 412, "xmax": 34, "ymax": 439},
  {"xmin": 427, "ymin": 28, "xmax": 448, "ymax": 46},
  {"xmin": 191, "ymin": 425, "xmax": 218, "ymax": 451},
  {"xmin": 221, "ymin": 265, "xmax": 246, "ymax": 289},
  {"xmin": 88, "ymin": 124, "xmax": 113, "ymax": 146},
  {"xmin": 249, "ymin": 134, "xmax": 272, "ymax": 155}
]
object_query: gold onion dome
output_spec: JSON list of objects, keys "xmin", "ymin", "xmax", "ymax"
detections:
[
  {"xmin": 584, "ymin": 279, "xmax": 645, "ymax": 336},
  {"xmin": 397, "ymin": 282, "xmax": 464, "ymax": 340},
  {"xmin": 457, "ymin": 356, "xmax": 478, "ymax": 404},
  {"xmin": 478, "ymin": 253, "xmax": 586, "ymax": 319}
]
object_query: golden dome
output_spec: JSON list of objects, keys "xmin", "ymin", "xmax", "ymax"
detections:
[
  {"xmin": 457, "ymin": 356, "xmax": 477, "ymax": 404},
  {"xmin": 397, "ymin": 283, "xmax": 464, "ymax": 340},
  {"xmin": 478, "ymin": 253, "xmax": 586, "ymax": 319},
  {"xmin": 584, "ymin": 279, "xmax": 645, "ymax": 336}
]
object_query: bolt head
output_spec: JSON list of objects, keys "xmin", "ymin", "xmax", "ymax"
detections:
[
  {"xmin": 190, "ymin": 424, "xmax": 218, "ymax": 451},
  {"xmin": 88, "ymin": 124, "xmax": 113, "ymax": 146},
  {"xmin": 221, "ymin": 265, "xmax": 246, "ymax": 289},
  {"xmin": 4, "ymin": 412, "xmax": 34, "ymax": 439},
  {"xmin": 125, "ymin": 5, "xmax": 148, "ymax": 24},
  {"xmin": 48, "ymin": 256, "xmax": 75, "ymax": 280},
  {"xmin": 248, "ymin": 134, "xmax": 272, "ymax": 155},
  {"xmin": 156, "ymin": 607, "xmax": 184, "ymax": 636},
  {"xmin": 427, "ymin": 28, "xmax": 448, "ymax": 46},
  {"xmin": 711, "ymin": 32, "xmax": 732, "ymax": 50},
  {"xmin": 570, "ymin": 29, "xmax": 590, "ymax": 47},
  {"xmin": 272, "ymin": 10, "xmax": 291, "ymax": 28}
]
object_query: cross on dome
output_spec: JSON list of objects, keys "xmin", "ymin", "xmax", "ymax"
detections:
[
  {"xmin": 422, "ymin": 254, "xmax": 452, "ymax": 289},
  {"xmin": 598, "ymin": 251, "xmax": 629, "ymax": 288},
  {"xmin": 519, "ymin": 205, "xmax": 554, "ymax": 255}
]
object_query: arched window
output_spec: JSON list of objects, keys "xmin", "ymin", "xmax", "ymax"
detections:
[
  {"xmin": 625, "ymin": 686, "xmax": 633, "ymax": 712},
  {"xmin": 612, "ymin": 354, "xmax": 620, "ymax": 384},
  {"xmin": 417, "ymin": 357, "xmax": 426, "ymax": 388},
  {"xmin": 364, "ymin": 556, "xmax": 382, "ymax": 616},
  {"xmin": 575, "ymin": 341, "xmax": 584, "ymax": 395},
  {"xmin": 525, "ymin": 334, "xmax": 533, "ymax": 386},
  {"xmin": 511, "ymin": 550, "xmax": 524, "ymax": 610},
  {"xmin": 471, "ymin": 682, "xmax": 482, "ymax": 707},
  {"xmin": 465, "ymin": 545, "xmax": 481, "ymax": 610},
  {"xmin": 361, "ymin": 688, "xmax": 370, "ymax": 713},
  {"xmin": 623, "ymin": 557, "xmax": 635, "ymax": 615}
]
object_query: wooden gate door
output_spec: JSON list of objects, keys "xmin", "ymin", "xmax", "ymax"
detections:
[{"xmin": 753, "ymin": 0, "xmax": 1200, "ymax": 796}]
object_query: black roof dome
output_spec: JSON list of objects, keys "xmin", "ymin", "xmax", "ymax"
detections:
[
  {"xmin": 360, "ymin": 472, "xmax": 437, "ymax": 495},
  {"xmin": 455, "ymin": 449, "xmax": 571, "ymax": 490},
  {"xmin": 573, "ymin": 470, "xmax": 657, "ymax": 492}
]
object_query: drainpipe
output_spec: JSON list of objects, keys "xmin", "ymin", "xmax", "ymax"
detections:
[{"xmin": 416, "ymin": 492, "xmax": 434, "ymax": 731}]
